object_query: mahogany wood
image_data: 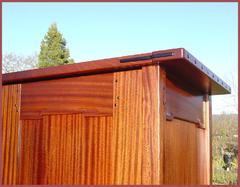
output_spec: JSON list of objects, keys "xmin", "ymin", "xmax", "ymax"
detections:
[
  {"xmin": 182, "ymin": 49, "xmax": 230, "ymax": 94},
  {"xmin": 2, "ymin": 48, "xmax": 180, "ymax": 85},
  {"xmin": 159, "ymin": 67, "xmax": 167, "ymax": 184},
  {"xmin": 166, "ymin": 73, "xmax": 204, "ymax": 124},
  {"xmin": 21, "ymin": 72, "xmax": 113, "ymax": 119},
  {"xmin": 17, "ymin": 68, "xmax": 156, "ymax": 185},
  {"xmin": 142, "ymin": 65, "xmax": 161, "ymax": 184},
  {"xmin": 113, "ymin": 69, "xmax": 143, "ymax": 184},
  {"xmin": 197, "ymin": 95, "xmax": 211, "ymax": 184},
  {"xmin": 162, "ymin": 94, "xmax": 211, "ymax": 185},
  {"xmin": 18, "ymin": 114, "xmax": 114, "ymax": 185},
  {"xmin": 2, "ymin": 84, "xmax": 21, "ymax": 185},
  {"xmin": 2, "ymin": 64, "xmax": 214, "ymax": 185},
  {"xmin": 164, "ymin": 119, "xmax": 199, "ymax": 184},
  {"xmin": 2, "ymin": 48, "xmax": 230, "ymax": 95}
]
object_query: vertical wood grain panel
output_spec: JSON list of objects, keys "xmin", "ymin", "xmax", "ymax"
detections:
[
  {"xmin": 18, "ymin": 119, "xmax": 41, "ymax": 184},
  {"xmin": 163, "ymin": 76, "xmax": 211, "ymax": 185},
  {"xmin": 142, "ymin": 65, "xmax": 162, "ymax": 184},
  {"xmin": 84, "ymin": 116, "xmax": 114, "ymax": 185},
  {"xmin": 2, "ymin": 84, "xmax": 21, "ymax": 185},
  {"xmin": 159, "ymin": 67, "xmax": 167, "ymax": 184},
  {"xmin": 164, "ymin": 119, "xmax": 198, "ymax": 184},
  {"xmin": 197, "ymin": 95, "xmax": 212, "ymax": 184},
  {"xmin": 18, "ymin": 113, "xmax": 114, "ymax": 185},
  {"xmin": 113, "ymin": 69, "xmax": 143, "ymax": 185}
]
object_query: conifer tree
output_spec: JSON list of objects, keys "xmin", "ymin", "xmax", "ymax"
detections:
[{"xmin": 38, "ymin": 23, "xmax": 74, "ymax": 68}]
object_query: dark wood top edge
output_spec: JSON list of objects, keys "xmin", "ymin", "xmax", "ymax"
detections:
[
  {"xmin": 2, "ymin": 47, "xmax": 230, "ymax": 95},
  {"xmin": 2, "ymin": 48, "xmax": 182, "ymax": 85},
  {"xmin": 182, "ymin": 49, "xmax": 231, "ymax": 94}
]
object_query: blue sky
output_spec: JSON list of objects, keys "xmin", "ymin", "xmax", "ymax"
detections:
[{"xmin": 2, "ymin": 2, "xmax": 238, "ymax": 114}]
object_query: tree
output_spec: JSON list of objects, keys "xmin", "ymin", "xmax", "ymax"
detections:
[
  {"xmin": 2, "ymin": 52, "xmax": 38, "ymax": 73},
  {"xmin": 37, "ymin": 23, "xmax": 74, "ymax": 68}
]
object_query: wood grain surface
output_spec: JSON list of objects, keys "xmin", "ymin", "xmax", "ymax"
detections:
[
  {"xmin": 18, "ymin": 114, "xmax": 114, "ymax": 185},
  {"xmin": 163, "ymin": 94, "xmax": 211, "ymax": 185},
  {"xmin": 21, "ymin": 72, "xmax": 113, "ymax": 119},
  {"xmin": 2, "ymin": 48, "xmax": 230, "ymax": 95},
  {"xmin": 164, "ymin": 119, "xmax": 198, "ymax": 184},
  {"xmin": 2, "ymin": 84, "xmax": 21, "ymax": 185},
  {"xmin": 3, "ymin": 48, "xmax": 182, "ymax": 85},
  {"xmin": 18, "ymin": 68, "xmax": 150, "ymax": 184},
  {"xmin": 166, "ymin": 73, "xmax": 204, "ymax": 124},
  {"xmin": 113, "ymin": 69, "xmax": 143, "ymax": 184},
  {"xmin": 2, "ymin": 66, "xmax": 212, "ymax": 185},
  {"xmin": 159, "ymin": 67, "xmax": 167, "ymax": 184},
  {"xmin": 142, "ymin": 65, "xmax": 162, "ymax": 184},
  {"xmin": 197, "ymin": 94, "xmax": 212, "ymax": 184}
]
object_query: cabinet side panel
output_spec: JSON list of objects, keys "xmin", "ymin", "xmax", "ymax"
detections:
[
  {"xmin": 163, "ymin": 76, "xmax": 211, "ymax": 185},
  {"xmin": 164, "ymin": 112, "xmax": 211, "ymax": 185},
  {"xmin": 113, "ymin": 69, "xmax": 143, "ymax": 185},
  {"xmin": 164, "ymin": 119, "xmax": 198, "ymax": 184},
  {"xmin": 2, "ymin": 84, "xmax": 21, "ymax": 184}
]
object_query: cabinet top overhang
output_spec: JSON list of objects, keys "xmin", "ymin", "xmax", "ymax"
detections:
[{"xmin": 2, "ymin": 48, "xmax": 230, "ymax": 95}]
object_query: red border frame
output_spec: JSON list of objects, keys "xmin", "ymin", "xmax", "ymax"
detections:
[{"xmin": 0, "ymin": 0, "xmax": 239, "ymax": 185}]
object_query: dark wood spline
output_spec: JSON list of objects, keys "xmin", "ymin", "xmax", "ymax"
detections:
[{"xmin": 120, "ymin": 52, "xmax": 175, "ymax": 63}]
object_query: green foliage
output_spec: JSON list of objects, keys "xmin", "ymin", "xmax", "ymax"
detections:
[
  {"xmin": 38, "ymin": 23, "xmax": 74, "ymax": 68},
  {"xmin": 212, "ymin": 114, "xmax": 238, "ymax": 184},
  {"xmin": 213, "ymin": 168, "xmax": 237, "ymax": 185}
]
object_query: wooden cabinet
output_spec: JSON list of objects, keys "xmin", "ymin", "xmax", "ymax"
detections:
[{"xmin": 2, "ymin": 48, "xmax": 230, "ymax": 185}]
